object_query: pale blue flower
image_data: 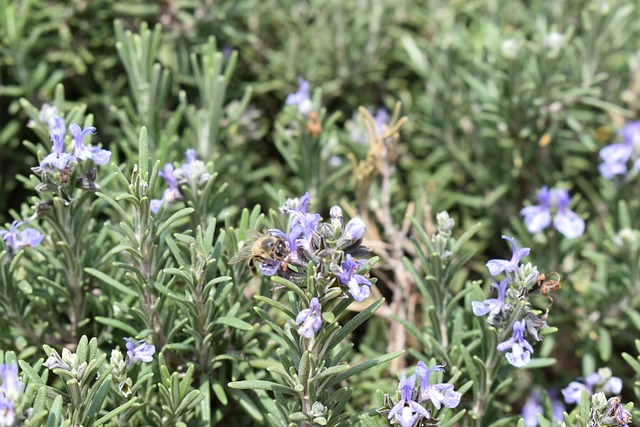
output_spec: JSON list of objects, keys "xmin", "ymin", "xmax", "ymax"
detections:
[
  {"xmin": 36, "ymin": 130, "xmax": 76, "ymax": 173},
  {"xmin": 124, "ymin": 338, "xmax": 155, "ymax": 367},
  {"xmin": 0, "ymin": 221, "xmax": 44, "ymax": 256},
  {"xmin": 599, "ymin": 122, "xmax": 640, "ymax": 179},
  {"xmin": 296, "ymin": 297, "xmax": 323, "ymax": 339},
  {"xmin": 415, "ymin": 361, "xmax": 461, "ymax": 410},
  {"xmin": 497, "ymin": 319, "xmax": 533, "ymax": 367},
  {"xmin": 285, "ymin": 78, "xmax": 314, "ymax": 116},
  {"xmin": 283, "ymin": 192, "xmax": 320, "ymax": 249},
  {"xmin": 70, "ymin": 123, "xmax": 111, "ymax": 165},
  {"xmin": 342, "ymin": 218, "xmax": 365, "ymax": 241},
  {"xmin": 522, "ymin": 391, "xmax": 542, "ymax": 427},
  {"xmin": 472, "ymin": 278, "xmax": 508, "ymax": 317},
  {"xmin": 0, "ymin": 363, "xmax": 24, "ymax": 401},
  {"xmin": 388, "ymin": 374, "xmax": 430, "ymax": 427},
  {"xmin": 175, "ymin": 149, "xmax": 211, "ymax": 184},
  {"xmin": 561, "ymin": 370, "xmax": 621, "ymax": 404},
  {"xmin": 486, "ymin": 236, "xmax": 530, "ymax": 276},
  {"xmin": 150, "ymin": 164, "xmax": 182, "ymax": 214},
  {"xmin": 0, "ymin": 396, "xmax": 14, "ymax": 426},
  {"xmin": 520, "ymin": 187, "xmax": 584, "ymax": 239},
  {"xmin": 337, "ymin": 254, "xmax": 372, "ymax": 301},
  {"xmin": 522, "ymin": 390, "xmax": 565, "ymax": 427}
]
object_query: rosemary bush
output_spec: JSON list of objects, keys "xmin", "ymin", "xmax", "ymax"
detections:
[{"xmin": 1, "ymin": 0, "xmax": 640, "ymax": 426}]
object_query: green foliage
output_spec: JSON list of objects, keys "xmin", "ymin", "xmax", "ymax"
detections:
[{"xmin": 2, "ymin": 0, "xmax": 640, "ymax": 426}]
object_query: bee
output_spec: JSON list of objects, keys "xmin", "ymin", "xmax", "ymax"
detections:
[
  {"xmin": 532, "ymin": 272, "xmax": 561, "ymax": 304},
  {"xmin": 229, "ymin": 230, "xmax": 290, "ymax": 275}
]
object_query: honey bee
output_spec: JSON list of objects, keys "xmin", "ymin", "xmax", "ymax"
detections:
[
  {"xmin": 229, "ymin": 230, "xmax": 290, "ymax": 275},
  {"xmin": 532, "ymin": 272, "xmax": 561, "ymax": 304}
]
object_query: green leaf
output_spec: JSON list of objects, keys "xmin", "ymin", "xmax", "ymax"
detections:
[
  {"xmin": 213, "ymin": 316, "xmax": 253, "ymax": 331},
  {"xmin": 138, "ymin": 126, "xmax": 149, "ymax": 177},
  {"xmin": 228, "ymin": 380, "xmax": 296, "ymax": 396},
  {"xmin": 94, "ymin": 398, "xmax": 138, "ymax": 426},
  {"xmin": 450, "ymin": 222, "xmax": 482, "ymax": 257},
  {"xmin": 45, "ymin": 395, "xmax": 63, "ymax": 427},
  {"xmin": 326, "ymin": 299, "xmax": 384, "ymax": 350},
  {"xmin": 86, "ymin": 268, "xmax": 137, "ymax": 297},
  {"xmin": 94, "ymin": 317, "xmax": 140, "ymax": 336},
  {"xmin": 85, "ymin": 375, "xmax": 112, "ymax": 423},
  {"xmin": 326, "ymin": 350, "xmax": 403, "ymax": 389}
]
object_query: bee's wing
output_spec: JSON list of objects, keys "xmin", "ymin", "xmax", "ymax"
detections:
[
  {"xmin": 243, "ymin": 229, "xmax": 264, "ymax": 241},
  {"xmin": 228, "ymin": 245, "xmax": 253, "ymax": 265},
  {"xmin": 228, "ymin": 229, "xmax": 263, "ymax": 265}
]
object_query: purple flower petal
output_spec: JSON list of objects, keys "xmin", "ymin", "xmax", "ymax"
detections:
[
  {"xmin": 520, "ymin": 205, "xmax": 551, "ymax": 233},
  {"xmin": 553, "ymin": 208, "xmax": 585, "ymax": 239}
]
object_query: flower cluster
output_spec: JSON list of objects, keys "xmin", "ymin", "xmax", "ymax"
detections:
[
  {"xmin": 30, "ymin": 105, "xmax": 111, "ymax": 206},
  {"xmin": 472, "ymin": 236, "xmax": 551, "ymax": 367},
  {"xmin": 520, "ymin": 186, "xmax": 585, "ymax": 239},
  {"xmin": 599, "ymin": 121, "xmax": 640, "ymax": 180},
  {"xmin": 151, "ymin": 149, "xmax": 211, "ymax": 214},
  {"xmin": 262, "ymin": 194, "xmax": 372, "ymax": 300},
  {"xmin": 0, "ymin": 220, "xmax": 44, "ymax": 258},
  {"xmin": 378, "ymin": 361, "xmax": 461, "ymax": 427},
  {"xmin": 0, "ymin": 363, "xmax": 25, "ymax": 426},
  {"xmin": 107, "ymin": 338, "xmax": 155, "ymax": 397},
  {"xmin": 561, "ymin": 367, "xmax": 622, "ymax": 404},
  {"xmin": 231, "ymin": 193, "xmax": 373, "ymax": 339}
]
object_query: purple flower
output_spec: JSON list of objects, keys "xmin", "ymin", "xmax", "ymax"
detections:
[
  {"xmin": 35, "ymin": 130, "xmax": 76, "ymax": 173},
  {"xmin": 283, "ymin": 192, "xmax": 320, "ymax": 250},
  {"xmin": 0, "ymin": 396, "xmax": 14, "ymax": 426},
  {"xmin": 296, "ymin": 297, "xmax": 323, "ymax": 339},
  {"xmin": 520, "ymin": 187, "xmax": 585, "ymax": 239},
  {"xmin": 175, "ymin": 149, "xmax": 211, "ymax": 185},
  {"xmin": 497, "ymin": 319, "xmax": 533, "ymax": 367},
  {"xmin": 0, "ymin": 221, "xmax": 44, "ymax": 256},
  {"xmin": 342, "ymin": 218, "xmax": 365, "ymax": 241},
  {"xmin": 388, "ymin": 374, "xmax": 430, "ymax": 427},
  {"xmin": 124, "ymin": 338, "xmax": 155, "ymax": 367},
  {"xmin": 522, "ymin": 390, "xmax": 565, "ymax": 427},
  {"xmin": 599, "ymin": 122, "xmax": 640, "ymax": 179},
  {"xmin": 561, "ymin": 370, "xmax": 621, "ymax": 404},
  {"xmin": 522, "ymin": 391, "xmax": 542, "ymax": 427},
  {"xmin": 337, "ymin": 254, "xmax": 372, "ymax": 301},
  {"xmin": 561, "ymin": 381, "xmax": 587, "ymax": 405},
  {"xmin": 70, "ymin": 123, "xmax": 111, "ymax": 165},
  {"xmin": 520, "ymin": 186, "xmax": 552, "ymax": 233},
  {"xmin": 415, "ymin": 361, "xmax": 461, "ymax": 410},
  {"xmin": 552, "ymin": 189, "xmax": 585, "ymax": 239},
  {"xmin": 0, "ymin": 363, "xmax": 24, "ymax": 401},
  {"xmin": 486, "ymin": 236, "xmax": 530, "ymax": 276},
  {"xmin": 472, "ymin": 278, "xmax": 508, "ymax": 317},
  {"xmin": 150, "ymin": 163, "xmax": 183, "ymax": 214},
  {"xmin": 285, "ymin": 78, "xmax": 313, "ymax": 116}
]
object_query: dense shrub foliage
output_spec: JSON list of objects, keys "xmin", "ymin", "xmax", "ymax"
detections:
[{"xmin": 1, "ymin": 0, "xmax": 640, "ymax": 426}]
